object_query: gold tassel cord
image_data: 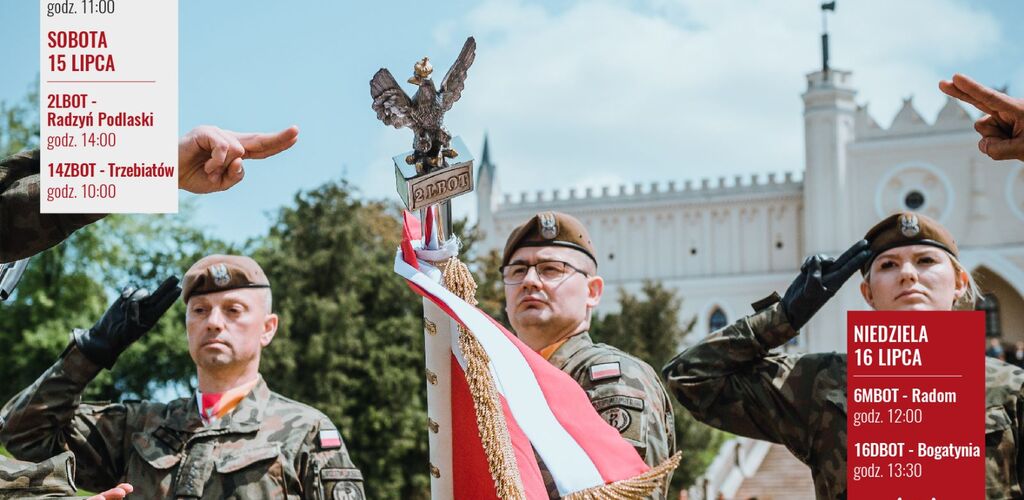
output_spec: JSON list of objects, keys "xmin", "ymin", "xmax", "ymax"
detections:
[
  {"xmin": 458, "ymin": 326, "xmax": 527, "ymax": 500},
  {"xmin": 562, "ymin": 452, "xmax": 683, "ymax": 500},
  {"xmin": 437, "ymin": 257, "xmax": 527, "ymax": 499},
  {"xmin": 436, "ymin": 255, "xmax": 478, "ymax": 306}
]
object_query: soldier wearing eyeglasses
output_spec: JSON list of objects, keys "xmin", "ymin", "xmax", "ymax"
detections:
[{"xmin": 500, "ymin": 211, "xmax": 676, "ymax": 499}]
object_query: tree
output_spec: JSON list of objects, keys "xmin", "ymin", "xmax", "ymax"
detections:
[
  {"xmin": 0, "ymin": 76, "xmax": 39, "ymax": 156},
  {"xmin": 456, "ymin": 221, "xmax": 507, "ymax": 323},
  {"xmin": 470, "ymin": 247, "xmax": 507, "ymax": 322},
  {"xmin": 253, "ymin": 181, "xmax": 429, "ymax": 500},
  {"xmin": 590, "ymin": 281, "xmax": 728, "ymax": 496}
]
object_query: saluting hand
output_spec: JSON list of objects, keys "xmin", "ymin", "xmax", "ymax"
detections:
[
  {"xmin": 74, "ymin": 276, "xmax": 182, "ymax": 369},
  {"xmin": 177, "ymin": 125, "xmax": 299, "ymax": 194},
  {"xmin": 782, "ymin": 240, "xmax": 873, "ymax": 330},
  {"xmin": 939, "ymin": 74, "xmax": 1024, "ymax": 162}
]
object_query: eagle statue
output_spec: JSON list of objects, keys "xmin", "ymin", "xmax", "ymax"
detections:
[{"xmin": 370, "ymin": 36, "xmax": 476, "ymax": 171}]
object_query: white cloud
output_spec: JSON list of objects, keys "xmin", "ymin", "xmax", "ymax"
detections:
[{"xmin": 435, "ymin": 0, "xmax": 1000, "ymax": 201}]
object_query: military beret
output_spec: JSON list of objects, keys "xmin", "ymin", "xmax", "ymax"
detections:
[
  {"xmin": 181, "ymin": 254, "xmax": 270, "ymax": 302},
  {"xmin": 502, "ymin": 211, "xmax": 597, "ymax": 267},
  {"xmin": 862, "ymin": 211, "xmax": 958, "ymax": 272}
]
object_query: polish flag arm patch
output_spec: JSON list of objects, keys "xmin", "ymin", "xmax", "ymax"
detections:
[
  {"xmin": 318, "ymin": 429, "xmax": 342, "ymax": 449},
  {"xmin": 589, "ymin": 362, "xmax": 621, "ymax": 382}
]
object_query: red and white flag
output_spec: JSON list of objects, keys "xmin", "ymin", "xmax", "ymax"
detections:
[{"xmin": 394, "ymin": 212, "xmax": 657, "ymax": 499}]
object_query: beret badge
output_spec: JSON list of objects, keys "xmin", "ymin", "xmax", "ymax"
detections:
[
  {"xmin": 211, "ymin": 264, "xmax": 231, "ymax": 286},
  {"xmin": 539, "ymin": 212, "xmax": 558, "ymax": 239},
  {"xmin": 898, "ymin": 213, "xmax": 920, "ymax": 238}
]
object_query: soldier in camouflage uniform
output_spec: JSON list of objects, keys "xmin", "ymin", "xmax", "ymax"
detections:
[
  {"xmin": 501, "ymin": 211, "xmax": 676, "ymax": 499},
  {"xmin": 0, "ymin": 255, "xmax": 364, "ymax": 499},
  {"xmin": 0, "ymin": 125, "xmax": 299, "ymax": 263},
  {"xmin": 664, "ymin": 211, "xmax": 1024, "ymax": 499}
]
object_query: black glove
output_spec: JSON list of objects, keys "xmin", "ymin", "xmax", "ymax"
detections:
[
  {"xmin": 781, "ymin": 240, "xmax": 873, "ymax": 331},
  {"xmin": 74, "ymin": 276, "xmax": 181, "ymax": 369}
]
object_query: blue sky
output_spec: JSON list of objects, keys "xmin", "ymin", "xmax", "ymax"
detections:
[{"xmin": 3, "ymin": 0, "xmax": 1022, "ymax": 244}]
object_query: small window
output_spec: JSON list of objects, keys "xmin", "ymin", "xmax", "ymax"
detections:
[
  {"xmin": 709, "ymin": 307, "xmax": 728, "ymax": 332},
  {"xmin": 977, "ymin": 293, "xmax": 1001, "ymax": 337},
  {"xmin": 904, "ymin": 191, "xmax": 925, "ymax": 210}
]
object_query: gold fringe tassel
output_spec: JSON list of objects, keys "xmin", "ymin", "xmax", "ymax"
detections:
[
  {"xmin": 562, "ymin": 452, "xmax": 683, "ymax": 500},
  {"xmin": 438, "ymin": 256, "xmax": 680, "ymax": 500},
  {"xmin": 438, "ymin": 257, "xmax": 527, "ymax": 499}
]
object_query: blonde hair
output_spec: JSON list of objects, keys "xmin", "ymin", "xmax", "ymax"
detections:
[
  {"xmin": 863, "ymin": 251, "xmax": 980, "ymax": 310},
  {"xmin": 949, "ymin": 254, "xmax": 981, "ymax": 310}
]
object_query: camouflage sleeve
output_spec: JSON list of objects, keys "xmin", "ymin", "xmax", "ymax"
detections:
[
  {"xmin": 0, "ymin": 150, "xmax": 105, "ymax": 262},
  {"xmin": 299, "ymin": 418, "xmax": 364, "ymax": 500},
  {"xmin": 0, "ymin": 451, "xmax": 79, "ymax": 498},
  {"xmin": 0, "ymin": 342, "xmax": 127, "ymax": 490},
  {"xmin": 983, "ymin": 359, "xmax": 1024, "ymax": 498},
  {"xmin": 662, "ymin": 300, "xmax": 826, "ymax": 457},
  {"xmin": 579, "ymin": 356, "xmax": 676, "ymax": 500}
]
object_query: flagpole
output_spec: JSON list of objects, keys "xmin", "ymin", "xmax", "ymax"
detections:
[
  {"xmin": 394, "ymin": 143, "xmax": 474, "ymax": 497},
  {"xmin": 423, "ymin": 298, "xmax": 455, "ymax": 498},
  {"xmin": 820, "ymin": 1, "xmax": 836, "ymax": 76}
]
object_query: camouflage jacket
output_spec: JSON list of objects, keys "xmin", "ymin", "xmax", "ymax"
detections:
[
  {"xmin": 0, "ymin": 150, "xmax": 104, "ymax": 263},
  {"xmin": 0, "ymin": 451, "xmax": 79, "ymax": 499},
  {"xmin": 0, "ymin": 343, "xmax": 364, "ymax": 499},
  {"xmin": 982, "ymin": 356, "xmax": 1024, "ymax": 499},
  {"xmin": 663, "ymin": 299, "xmax": 1024, "ymax": 500},
  {"xmin": 546, "ymin": 332, "xmax": 677, "ymax": 499},
  {"xmin": 663, "ymin": 300, "xmax": 847, "ymax": 499}
]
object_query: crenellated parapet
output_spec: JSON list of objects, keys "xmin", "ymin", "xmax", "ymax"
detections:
[{"xmin": 499, "ymin": 171, "xmax": 802, "ymax": 208}]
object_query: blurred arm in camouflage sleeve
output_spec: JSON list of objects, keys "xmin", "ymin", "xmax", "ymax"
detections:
[
  {"xmin": 0, "ymin": 149, "xmax": 105, "ymax": 263},
  {"xmin": 662, "ymin": 300, "xmax": 841, "ymax": 456},
  {"xmin": 0, "ymin": 343, "xmax": 129, "ymax": 491},
  {"xmin": 0, "ymin": 451, "xmax": 79, "ymax": 498},
  {"xmin": 660, "ymin": 242, "xmax": 867, "ymax": 449},
  {"xmin": 299, "ymin": 418, "xmax": 365, "ymax": 499},
  {"xmin": 0, "ymin": 125, "xmax": 299, "ymax": 262},
  {"xmin": 0, "ymin": 451, "xmax": 133, "ymax": 499}
]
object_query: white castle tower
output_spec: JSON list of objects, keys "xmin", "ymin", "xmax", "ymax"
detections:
[{"xmin": 800, "ymin": 68, "xmax": 859, "ymax": 353}]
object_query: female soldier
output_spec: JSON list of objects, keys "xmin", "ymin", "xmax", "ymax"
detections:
[{"xmin": 663, "ymin": 211, "xmax": 1022, "ymax": 499}]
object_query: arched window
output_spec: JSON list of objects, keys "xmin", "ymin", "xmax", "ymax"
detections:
[
  {"xmin": 977, "ymin": 293, "xmax": 1001, "ymax": 337},
  {"xmin": 709, "ymin": 307, "xmax": 728, "ymax": 332}
]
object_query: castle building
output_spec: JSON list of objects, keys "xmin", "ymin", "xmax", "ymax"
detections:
[{"xmin": 476, "ymin": 67, "xmax": 1024, "ymax": 356}]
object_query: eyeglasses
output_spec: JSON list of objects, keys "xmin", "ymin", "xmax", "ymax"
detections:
[{"xmin": 500, "ymin": 260, "xmax": 588, "ymax": 285}]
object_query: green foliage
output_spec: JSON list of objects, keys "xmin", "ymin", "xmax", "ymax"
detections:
[
  {"xmin": 0, "ymin": 76, "xmax": 39, "ymax": 157},
  {"xmin": 253, "ymin": 182, "xmax": 429, "ymax": 500},
  {"xmin": 590, "ymin": 281, "xmax": 728, "ymax": 495},
  {"xmin": 457, "ymin": 221, "xmax": 507, "ymax": 323}
]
